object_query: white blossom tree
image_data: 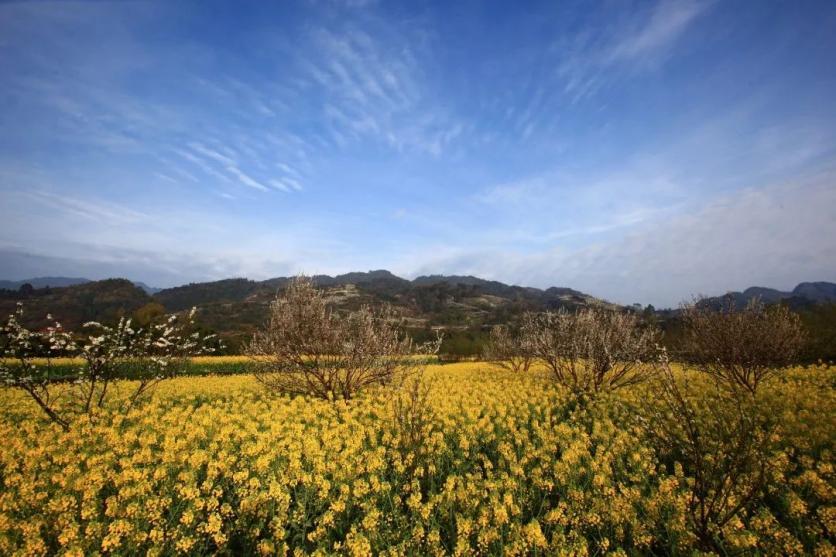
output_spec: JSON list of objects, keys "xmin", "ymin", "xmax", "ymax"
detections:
[{"xmin": 1, "ymin": 304, "xmax": 217, "ymax": 429}]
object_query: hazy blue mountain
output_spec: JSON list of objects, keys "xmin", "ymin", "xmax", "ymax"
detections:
[
  {"xmin": 0, "ymin": 277, "xmax": 91, "ymax": 290},
  {"xmin": 698, "ymin": 281, "xmax": 836, "ymax": 309},
  {"xmin": 793, "ymin": 282, "xmax": 836, "ymax": 302},
  {"xmin": 133, "ymin": 282, "xmax": 162, "ymax": 295},
  {"xmin": 0, "ymin": 276, "xmax": 162, "ymax": 296}
]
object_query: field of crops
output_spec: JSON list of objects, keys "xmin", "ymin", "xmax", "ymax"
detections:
[
  {"xmin": 0, "ymin": 362, "xmax": 833, "ymax": 556},
  {"xmin": 0, "ymin": 356, "xmax": 261, "ymax": 380}
]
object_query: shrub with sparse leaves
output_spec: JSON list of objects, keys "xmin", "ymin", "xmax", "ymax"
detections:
[{"xmin": 0, "ymin": 303, "xmax": 217, "ymax": 429}]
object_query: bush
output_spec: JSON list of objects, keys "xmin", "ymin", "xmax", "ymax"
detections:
[{"xmin": 247, "ymin": 276, "xmax": 440, "ymax": 401}]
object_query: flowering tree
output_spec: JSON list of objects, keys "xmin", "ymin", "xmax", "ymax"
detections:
[
  {"xmin": 525, "ymin": 307, "xmax": 658, "ymax": 395},
  {"xmin": 0, "ymin": 304, "xmax": 74, "ymax": 428},
  {"xmin": 483, "ymin": 324, "xmax": 533, "ymax": 373},
  {"xmin": 641, "ymin": 348, "xmax": 777, "ymax": 552},
  {"xmin": 681, "ymin": 297, "xmax": 805, "ymax": 395},
  {"xmin": 1, "ymin": 303, "xmax": 217, "ymax": 429},
  {"xmin": 248, "ymin": 276, "xmax": 441, "ymax": 401}
]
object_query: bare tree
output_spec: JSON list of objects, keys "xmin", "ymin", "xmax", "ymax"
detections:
[
  {"xmin": 483, "ymin": 324, "xmax": 533, "ymax": 372},
  {"xmin": 247, "ymin": 276, "xmax": 440, "ymax": 401},
  {"xmin": 682, "ymin": 297, "xmax": 805, "ymax": 394},
  {"xmin": 525, "ymin": 308, "xmax": 658, "ymax": 395}
]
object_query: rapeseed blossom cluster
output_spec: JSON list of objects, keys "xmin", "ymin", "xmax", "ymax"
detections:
[{"xmin": 0, "ymin": 363, "xmax": 832, "ymax": 555}]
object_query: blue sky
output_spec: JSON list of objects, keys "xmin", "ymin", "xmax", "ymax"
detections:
[{"xmin": 1, "ymin": 0, "xmax": 835, "ymax": 306}]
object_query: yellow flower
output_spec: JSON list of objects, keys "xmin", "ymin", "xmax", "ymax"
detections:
[{"xmin": 0, "ymin": 361, "xmax": 831, "ymax": 556}]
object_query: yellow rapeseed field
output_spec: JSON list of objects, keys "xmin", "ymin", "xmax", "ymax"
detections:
[
  {"xmin": 0, "ymin": 356, "xmax": 256, "ymax": 367},
  {"xmin": 0, "ymin": 363, "xmax": 833, "ymax": 556}
]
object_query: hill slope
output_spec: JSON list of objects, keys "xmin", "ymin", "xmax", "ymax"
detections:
[
  {"xmin": 0, "ymin": 279, "xmax": 150, "ymax": 331},
  {"xmin": 4, "ymin": 274, "xmax": 834, "ymax": 356},
  {"xmin": 2, "ymin": 271, "xmax": 612, "ymax": 350},
  {"xmin": 149, "ymin": 271, "xmax": 616, "ymax": 347}
]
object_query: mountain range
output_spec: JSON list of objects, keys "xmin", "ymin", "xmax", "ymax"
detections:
[
  {"xmin": 0, "ymin": 277, "xmax": 91, "ymax": 290},
  {"xmin": 1, "ymin": 273, "xmax": 834, "ymax": 354},
  {"xmin": 0, "ymin": 271, "xmax": 611, "ymax": 350},
  {"xmin": 0, "ymin": 277, "xmax": 161, "ymax": 294},
  {"xmin": 697, "ymin": 282, "xmax": 836, "ymax": 310}
]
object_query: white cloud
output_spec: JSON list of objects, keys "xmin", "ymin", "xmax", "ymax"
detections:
[
  {"xmin": 558, "ymin": 0, "xmax": 710, "ymax": 102},
  {"xmin": 3, "ymin": 173, "xmax": 833, "ymax": 307},
  {"xmin": 224, "ymin": 165, "xmax": 269, "ymax": 192},
  {"xmin": 0, "ymin": 246, "xmax": 296, "ymax": 287},
  {"xmin": 267, "ymin": 177, "xmax": 302, "ymax": 193},
  {"xmin": 409, "ymin": 174, "xmax": 836, "ymax": 307},
  {"xmin": 606, "ymin": 0, "xmax": 708, "ymax": 63},
  {"xmin": 268, "ymin": 179, "xmax": 290, "ymax": 192},
  {"xmin": 26, "ymin": 191, "xmax": 152, "ymax": 226},
  {"xmin": 298, "ymin": 23, "xmax": 463, "ymax": 155},
  {"xmin": 188, "ymin": 142, "xmax": 236, "ymax": 166}
]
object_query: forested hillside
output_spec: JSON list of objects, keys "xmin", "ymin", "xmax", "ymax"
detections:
[{"xmin": 2, "ymin": 274, "xmax": 834, "ymax": 360}]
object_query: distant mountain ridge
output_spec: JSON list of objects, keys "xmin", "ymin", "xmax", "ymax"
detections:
[
  {"xmin": 133, "ymin": 282, "xmax": 162, "ymax": 295},
  {"xmin": 0, "ymin": 271, "xmax": 615, "ymax": 350},
  {"xmin": 698, "ymin": 281, "xmax": 836, "ymax": 309},
  {"xmin": 2, "ymin": 273, "xmax": 834, "ymax": 353},
  {"xmin": 0, "ymin": 277, "xmax": 91, "ymax": 290},
  {"xmin": 0, "ymin": 276, "xmax": 160, "ymax": 295},
  {"xmin": 3, "ymin": 273, "xmax": 834, "ymax": 309},
  {"xmin": 0, "ymin": 279, "xmax": 151, "ymax": 331},
  {"xmin": 793, "ymin": 282, "xmax": 836, "ymax": 302}
]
